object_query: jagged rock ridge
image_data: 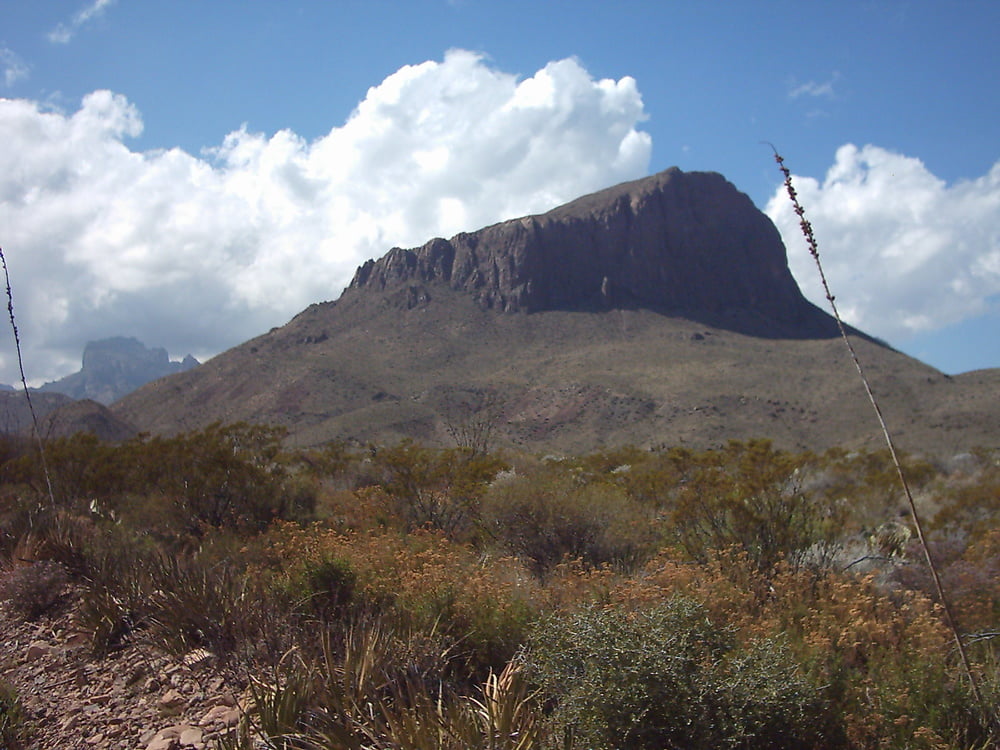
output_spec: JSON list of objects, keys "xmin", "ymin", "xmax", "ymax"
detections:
[
  {"xmin": 348, "ymin": 168, "xmax": 834, "ymax": 337},
  {"xmin": 39, "ymin": 337, "xmax": 199, "ymax": 405}
]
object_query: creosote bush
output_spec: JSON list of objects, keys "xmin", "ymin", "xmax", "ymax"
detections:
[
  {"xmin": 372, "ymin": 439, "xmax": 507, "ymax": 538},
  {"xmin": 2, "ymin": 422, "xmax": 315, "ymax": 539},
  {"xmin": 480, "ymin": 467, "xmax": 658, "ymax": 575},
  {"xmin": 664, "ymin": 439, "xmax": 844, "ymax": 572}
]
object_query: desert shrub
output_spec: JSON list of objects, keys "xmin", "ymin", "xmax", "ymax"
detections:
[
  {"xmin": 295, "ymin": 439, "xmax": 362, "ymax": 485},
  {"xmin": 613, "ymin": 549, "xmax": 997, "ymax": 748},
  {"xmin": 480, "ymin": 468, "xmax": 659, "ymax": 576},
  {"xmin": 666, "ymin": 439, "xmax": 841, "ymax": 572},
  {"xmin": 0, "ymin": 432, "xmax": 30, "ymax": 467},
  {"xmin": 562, "ymin": 445, "xmax": 652, "ymax": 482},
  {"xmin": 890, "ymin": 530, "xmax": 1000, "ymax": 635},
  {"xmin": 372, "ymin": 440, "xmax": 506, "ymax": 538},
  {"xmin": 73, "ymin": 542, "xmax": 155, "ymax": 656},
  {"xmin": 223, "ymin": 616, "xmax": 548, "ymax": 750},
  {"xmin": 614, "ymin": 445, "xmax": 694, "ymax": 507},
  {"xmin": 310, "ymin": 485, "xmax": 395, "ymax": 532},
  {"xmin": 0, "ymin": 432, "xmax": 123, "ymax": 509},
  {"xmin": 442, "ymin": 554, "xmax": 541, "ymax": 674},
  {"xmin": 133, "ymin": 422, "xmax": 313, "ymax": 534},
  {"xmin": 282, "ymin": 553, "xmax": 358, "ymax": 622},
  {"xmin": 0, "ymin": 679, "xmax": 27, "ymax": 750},
  {"xmin": 9, "ymin": 509, "xmax": 96, "ymax": 577},
  {"xmin": 144, "ymin": 553, "xmax": 262, "ymax": 661},
  {"xmin": 439, "ymin": 387, "xmax": 505, "ymax": 457},
  {"xmin": 1, "ymin": 423, "xmax": 316, "ymax": 540},
  {"xmin": 812, "ymin": 446, "xmax": 938, "ymax": 531},
  {"xmin": 0, "ymin": 559, "xmax": 69, "ymax": 619},
  {"xmin": 259, "ymin": 522, "xmax": 544, "ymax": 679},
  {"xmin": 929, "ymin": 454, "xmax": 1000, "ymax": 544},
  {"xmin": 0, "ymin": 491, "xmax": 41, "ymax": 561},
  {"xmin": 527, "ymin": 596, "xmax": 832, "ymax": 750}
]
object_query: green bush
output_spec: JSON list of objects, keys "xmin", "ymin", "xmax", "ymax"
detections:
[
  {"xmin": 667, "ymin": 440, "xmax": 841, "ymax": 572},
  {"xmin": 527, "ymin": 597, "xmax": 835, "ymax": 749},
  {"xmin": 480, "ymin": 468, "xmax": 658, "ymax": 575},
  {"xmin": 1, "ymin": 432, "xmax": 124, "ymax": 509},
  {"xmin": 136, "ymin": 422, "xmax": 308, "ymax": 533},
  {"xmin": 373, "ymin": 440, "xmax": 506, "ymax": 538},
  {"xmin": 1, "ymin": 423, "xmax": 316, "ymax": 537},
  {"xmin": 284, "ymin": 554, "xmax": 358, "ymax": 621},
  {"xmin": 0, "ymin": 679, "xmax": 28, "ymax": 749}
]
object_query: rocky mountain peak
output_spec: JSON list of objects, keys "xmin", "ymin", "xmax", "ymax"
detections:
[
  {"xmin": 347, "ymin": 168, "xmax": 827, "ymax": 336},
  {"xmin": 39, "ymin": 336, "xmax": 200, "ymax": 405}
]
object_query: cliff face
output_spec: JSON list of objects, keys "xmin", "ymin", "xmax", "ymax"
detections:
[{"xmin": 348, "ymin": 168, "xmax": 828, "ymax": 336}]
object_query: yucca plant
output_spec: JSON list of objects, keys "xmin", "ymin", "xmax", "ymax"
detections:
[
  {"xmin": 234, "ymin": 649, "xmax": 320, "ymax": 750},
  {"xmin": 458, "ymin": 659, "xmax": 543, "ymax": 750},
  {"xmin": 73, "ymin": 544, "xmax": 155, "ymax": 656},
  {"xmin": 143, "ymin": 553, "xmax": 262, "ymax": 661}
]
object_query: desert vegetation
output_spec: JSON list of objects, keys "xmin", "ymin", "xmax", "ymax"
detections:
[{"xmin": 1, "ymin": 426, "xmax": 998, "ymax": 748}]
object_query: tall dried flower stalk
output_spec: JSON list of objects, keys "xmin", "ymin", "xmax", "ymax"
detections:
[
  {"xmin": 0, "ymin": 246, "xmax": 55, "ymax": 508},
  {"xmin": 768, "ymin": 147, "xmax": 992, "ymax": 723}
]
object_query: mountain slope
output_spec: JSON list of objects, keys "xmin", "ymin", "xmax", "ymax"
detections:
[{"xmin": 111, "ymin": 168, "xmax": 998, "ymax": 455}]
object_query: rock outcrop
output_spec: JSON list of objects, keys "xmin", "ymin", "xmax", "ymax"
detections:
[{"xmin": 349, "ymin": 168, "xmax": 834, "ymax": 337}]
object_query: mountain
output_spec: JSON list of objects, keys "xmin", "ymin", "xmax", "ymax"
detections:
[
  {"xmin": 349, "ymin": 168, "xmax": 841, "ymax": 338},
  {"xmin": 111, "ymin": 168, "xmax": 999, "ymax": 456},
  {"xmin": 38, "ymin": 337, "xmax": 199, "ymax": 405},
  {"xmin": 0, "ymin": 389, "xmax": 137, "ymax": 442},
  {"xmin": 0, "ymin": 390, "xmax": 76, "ymax": 436}
]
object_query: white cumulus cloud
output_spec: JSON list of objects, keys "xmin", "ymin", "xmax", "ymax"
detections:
[
  {"xmin": 0, "ymin": 50, "xmax": 651, "ymax": 385},
  {"xmin": 766, "ymin": 143, "xmax": 1000, "ymax": 343}
]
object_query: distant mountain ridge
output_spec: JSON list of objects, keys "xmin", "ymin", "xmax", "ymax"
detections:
[
  {"xmin": 108, "ymin": 168, "xmax": 998, "ymax": 455},
  {"xmin": 0, "ymin": 337, "xmax": 196, "ymax": 441},
  {"xmin": 38, "ymin": 336, "xmax": 199, "ymax": 405}
]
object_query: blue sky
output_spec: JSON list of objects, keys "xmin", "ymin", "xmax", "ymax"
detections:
[{"xmin": 1, "ymin": 0, "xmax": 998, "ymax": 385}]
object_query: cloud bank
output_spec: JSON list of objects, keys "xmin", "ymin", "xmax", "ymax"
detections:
[
  {"xmin": 766, "ymin": 144, "xmax": 1000, "ymax": 343},
  {"xmin": 0, "ymin": 50, "xmax": 651, "ymax": 384}
]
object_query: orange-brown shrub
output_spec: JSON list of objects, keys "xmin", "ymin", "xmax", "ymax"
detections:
[{"xmin": 257, "ymin": 521, "xmax": 545, "ymax": 673}]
